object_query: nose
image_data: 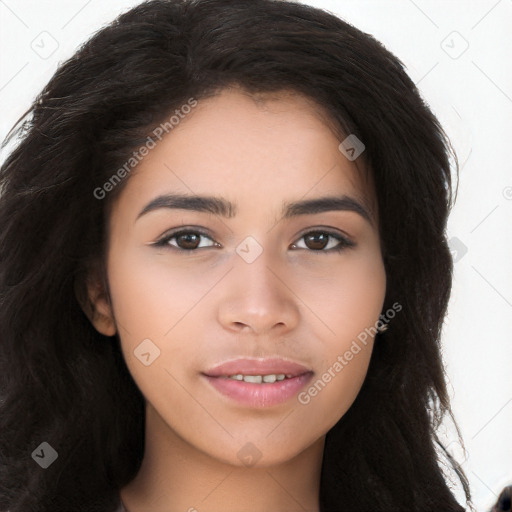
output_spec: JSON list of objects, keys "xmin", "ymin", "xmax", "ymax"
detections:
[{"xmin": 217, "ymin": 245, "xmax": 300, "ymax": 336}]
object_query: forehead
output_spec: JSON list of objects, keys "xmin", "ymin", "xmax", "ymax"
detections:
[{"xmin": 112, "ymin": 87, "xmax": 377, "ymax": 221}]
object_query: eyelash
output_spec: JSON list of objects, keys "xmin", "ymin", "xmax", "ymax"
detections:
[{"xmin": 153, "ymin": 227, "xmax": 355, "ymax": 253}]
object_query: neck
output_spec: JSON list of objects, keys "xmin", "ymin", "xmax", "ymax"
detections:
[{"xmin": 120, "ymin": 403, "xmax": 324, "ymax": 512}]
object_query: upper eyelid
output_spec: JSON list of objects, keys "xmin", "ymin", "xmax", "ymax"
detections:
[{"xmin": 156, "ymin": 227, "xmax": 214, "ymax": 243}]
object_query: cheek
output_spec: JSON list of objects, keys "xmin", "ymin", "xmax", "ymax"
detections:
[
  {"xmin": 105, "ymin": 249, "xmax": 226, "ymax": 401},
  {"xmin": 107, "ymin": 248, "xmax": 221, "ymax": 340},
  {"xmin": 293, "ymin": 248, "xmax": 386, "ymax": 340},
  {"xmin": 298, "ymin": 339, "xmax": 373, "ymax": 424},
  {"xmin": 293, "ymin": 252, "xmax": 385, "ymax": 418}
]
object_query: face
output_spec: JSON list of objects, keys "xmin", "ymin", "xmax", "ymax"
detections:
[{"xmin": 89, "ymin": 88, "xmax": 386, "ymax": 467}]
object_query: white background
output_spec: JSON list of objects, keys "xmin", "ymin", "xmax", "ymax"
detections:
[{"xmin": 1, "ymin": 1, "xmax": 511, "ymax": 510}]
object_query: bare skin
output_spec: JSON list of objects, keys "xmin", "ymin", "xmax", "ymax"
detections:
[{"xmin": 84, "ymin": 87, "xmax": 386, "ymax": 512}]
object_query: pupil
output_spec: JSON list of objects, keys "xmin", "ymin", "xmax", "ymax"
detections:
[
  {"xmin": 306, "ymin": 233, "xmax": 328, "ymax": 250},
  {"xmin": 179, "ymin": 233, "xmax": 199, "ymax": 249}
]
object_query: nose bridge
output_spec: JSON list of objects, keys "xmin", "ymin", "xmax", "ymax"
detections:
[
  {"xmin": 236, "ymin": 238, "xmax": 280, "ymax": 297},
  {"xmin": 217, "ymin": 235, "xmax": 300, "ymax": 334}
]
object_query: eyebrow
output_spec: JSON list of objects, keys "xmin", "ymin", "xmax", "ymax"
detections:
[{"xmin": 136, "ymin": 193, "xmax": 373, "ymax": 224}]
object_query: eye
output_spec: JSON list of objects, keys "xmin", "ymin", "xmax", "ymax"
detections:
[
  {"xmin": 154, "ymin": 229, "xmax": 220, "ymax": 251},
  {"xmin": 153, "ymin": 228, "xmax": 354, "ymax": 253},
  {"xmin": 290, "ymin": 230, "xmax": 355, "ymax": 253}
]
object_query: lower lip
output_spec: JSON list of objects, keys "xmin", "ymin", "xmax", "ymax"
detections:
[{"xmin": 203, "ymin": 373, "xmax": 314, "ymax": 408}]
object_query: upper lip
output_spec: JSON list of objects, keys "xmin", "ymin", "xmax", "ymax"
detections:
[{"xmin": 203, "ymin": 357, "xmax": 312, "ymax": 377}]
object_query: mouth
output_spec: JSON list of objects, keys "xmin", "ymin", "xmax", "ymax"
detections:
[
  {"xmin": 202, "ymin": 357, "xmax": 314, "ymax": 408},
  {"xmin": 218, "ymin": 373, "xmax": 293, "ymax": 383}
]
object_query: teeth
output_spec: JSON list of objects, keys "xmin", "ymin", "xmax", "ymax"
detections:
[
  {"xmin": 244, "ymin": 375, "xmax": 262, "ymax": 384},
  {"xmin": 227, "ymin": 373, "xmax": 288, "ymax": 383}
]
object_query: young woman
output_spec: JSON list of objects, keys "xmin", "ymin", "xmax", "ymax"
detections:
[{"xmin": 0, "ymin": 0, "xmax": 472, "ymax": 510}]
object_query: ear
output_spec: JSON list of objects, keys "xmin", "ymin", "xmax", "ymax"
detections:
[{"xmin": 75, "ymin": 263, "xmax": 117, "ymax": 337}]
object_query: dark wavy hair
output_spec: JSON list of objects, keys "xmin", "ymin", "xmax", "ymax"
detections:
[{"xmin": 0, "ymin": 0, "xmax": 471, "ymax": 510}]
